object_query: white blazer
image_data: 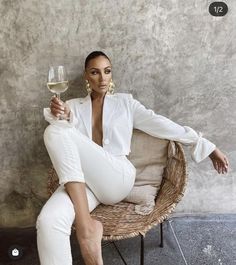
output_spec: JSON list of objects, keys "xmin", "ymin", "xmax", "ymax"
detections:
[{"xmin": 44, "ymin": 92, "xmax": 216, "ymax": 163}]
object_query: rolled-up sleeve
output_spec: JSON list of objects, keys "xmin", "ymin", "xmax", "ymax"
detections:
[{"xmin": 129, "ymin": 94, "xmax": 216, "ymax": 163}]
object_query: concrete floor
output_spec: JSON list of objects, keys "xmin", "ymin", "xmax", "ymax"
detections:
[{"xmin": 0, "ymin": 214, "xmax": 235, "ymax": 265}]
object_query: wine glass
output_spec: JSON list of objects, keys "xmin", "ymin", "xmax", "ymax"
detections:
[{"xmin": 47, "ymin": 65, "xmax": 69, "ymax": 119}]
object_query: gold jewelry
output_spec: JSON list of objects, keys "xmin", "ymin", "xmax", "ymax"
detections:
[
  {"xmin": 85, "ymin": 80, "xmax": 92, "ymax": 94},
  {"xmin": 108, "ymin": 79, "xmax": 115, "ymax": 95},
  {"xmin": 85, "ymin": 79, "xmax": 115, "ymax": 94}
]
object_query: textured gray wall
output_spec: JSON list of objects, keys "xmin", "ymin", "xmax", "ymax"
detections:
[{"xmin": 0, "ymin": 0, "xmax": 235, "ymax": 227}]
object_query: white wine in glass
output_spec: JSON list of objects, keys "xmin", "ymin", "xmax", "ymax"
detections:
[
  {"xmin": 47, "ymin": 81, "xmax": 68, "ymax": 95},
  {"xmin": 47, "ymin": 65, "xmax": 69, "ymax": 119}
]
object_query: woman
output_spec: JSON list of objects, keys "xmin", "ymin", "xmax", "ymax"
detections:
[{"xmin": 36, "ymin": 51, "xmax": 229, "ymax": 265}]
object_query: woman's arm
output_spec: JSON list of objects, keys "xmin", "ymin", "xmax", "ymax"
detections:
[
  {"xmin": 44, "ymin": 96, "xmax": 79, "ymax": 127},
  {"xmin": 129, "ymin": 94, "xmax": 229, "ymax": 173}
]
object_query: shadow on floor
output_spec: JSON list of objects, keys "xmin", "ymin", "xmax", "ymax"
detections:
[{"xmin": 0, "ymin": 214, "xmax": 235, "ymax": 265}]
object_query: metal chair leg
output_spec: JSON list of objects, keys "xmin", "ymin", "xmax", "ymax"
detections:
[
  {"xmin": 112, "ymin": 241, "xmax": 128, "ymax": 265},
  {"xmin": 140, "ymin": 234, "xmax": 144, "ymax": 265},
  {"xmin": 105, "ymin": 235, "xmax": 146, "ymax": 265},
  {"xmin": 159, "ymin": 222, "xmax": 164, "ymax": 248}
]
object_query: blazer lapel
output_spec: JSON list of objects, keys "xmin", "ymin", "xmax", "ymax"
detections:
[
  {"xmin": 102, "ymin": 94, "xmax": 118, "ymax": 135},
  {"xmin": 78, "ymin": 94, "xmax": 92, "ymax": 139},
  {"xmin": 78, "ymin": 93, "xmax": 119, "ymax": 140}
]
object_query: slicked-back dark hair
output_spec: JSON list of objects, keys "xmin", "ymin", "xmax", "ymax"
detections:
[{"xmin": 84, "ymin": 51, "xmax": 111, "ymax": 69}]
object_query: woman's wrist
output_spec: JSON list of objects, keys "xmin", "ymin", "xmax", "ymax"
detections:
[{"xmin": 209, "ymin": 147, "xmax": 218, "ymax": 158}]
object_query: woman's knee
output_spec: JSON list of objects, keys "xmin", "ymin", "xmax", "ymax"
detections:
[
  {"xmin": 98, "ymin": 193, "xmax": 122, "ymax": 206},
  {"xmin": 36, "ymin": 198, "xmax": 75, "ymax": 235},
  {"xmin": 36, "ymin": 210, "xmax": 54, "ymax": 231},
  {"xmin": 36, "ymin": 211, "xmax": 73, "ymax": 236}
]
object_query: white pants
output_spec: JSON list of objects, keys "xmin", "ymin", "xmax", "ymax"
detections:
[{"xmin": 36, "ymin": 124, "xmax": 136, "ymax": 265}]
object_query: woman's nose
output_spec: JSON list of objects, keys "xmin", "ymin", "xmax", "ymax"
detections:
[{"xmin": 99, "ymin": 73, "xmax": 105, "ymax": 81}]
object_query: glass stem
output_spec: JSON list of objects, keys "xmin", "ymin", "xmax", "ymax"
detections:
[{"xmin": 56, "ymin": 93, "xmax": 60, "ymax": 101}]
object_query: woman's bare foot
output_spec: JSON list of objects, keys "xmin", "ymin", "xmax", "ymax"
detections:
[{"xmin": 76, "ymin": 219, "xmax": 103, "ymax": 265}]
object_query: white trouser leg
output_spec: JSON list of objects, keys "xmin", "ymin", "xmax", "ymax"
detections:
[
  {"xmin": 42, "ymin": 124, "xmax": 135, "ymax": 204},
  {"xmin": 36, "ymin": 184, "xmax": 99, "ymax": 265},
  {"xmin": 36, "ymin": 124, "xmax": 136, "ymax": 265}
]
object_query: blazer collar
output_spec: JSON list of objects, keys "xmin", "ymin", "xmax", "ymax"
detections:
[{"xmin": 78, "ymin": 92, "xmax": 118, "ymax": 139}]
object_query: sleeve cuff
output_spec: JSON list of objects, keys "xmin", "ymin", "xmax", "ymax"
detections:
[
  {"xmin": 190, "ymin": 132, "xmax": 216, "ymax": 163},
  {"xmin": 43, "ymin": 108, "xmax": 74, "ymax": 128}
]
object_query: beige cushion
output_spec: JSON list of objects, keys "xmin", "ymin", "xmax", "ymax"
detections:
[{"xmin": 123, "ymin": 129, "xmax": 169, "ymax": 215}]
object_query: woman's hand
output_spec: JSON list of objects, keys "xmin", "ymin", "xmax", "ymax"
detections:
[
  {"xmin": 50, "ymin": 95, "xmax": 71, "ymax": 119},
  {"xmin": 209, "ymin": 147, "xmax": 229, "ymax": 174}
]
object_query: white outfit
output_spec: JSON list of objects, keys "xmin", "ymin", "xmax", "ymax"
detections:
[{"xmin": 36, "ymin": 92, "xmax": 216, "ymax": 265}]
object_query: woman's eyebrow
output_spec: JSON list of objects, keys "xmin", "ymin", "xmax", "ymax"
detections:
[{"xmin": 89, "ymin": 66, "xmax": 111, "ymax": 70}]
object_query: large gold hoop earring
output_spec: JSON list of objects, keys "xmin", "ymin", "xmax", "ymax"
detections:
[
  {"xmin": 85, "ymin": 80, "xmax": 92, "ymax": 94},
  {"xmin": 108, "ymin": 79, "xmax": 115, "ymax": 95}
]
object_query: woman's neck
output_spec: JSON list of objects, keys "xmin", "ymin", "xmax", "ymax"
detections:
[{"xmin": 90, "ymin": 91, "xmax": 107, "ymax": 102}]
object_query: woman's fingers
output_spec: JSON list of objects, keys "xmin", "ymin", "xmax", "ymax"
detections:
[
  {"xmin": 216, "ymin": 162, "xmax": 220, "ymax": 174},
  {"xmin": 50, "ymin": 96, "xmax": 65, "ymax": 117},
  {"xmin": 214, "ymin": 160, "xmax": 225, "ymax": 174},
  {"xmin": 213, "ymin": 160, "xmax": 219, "ymax": 173},
  {"xmin": 223, "ymin": 161, "xmax": 228, "ymax": 174},
  {"xmin": 221, "ymin": 156, "xmax": 229, "ymax": 174},
  {"xmin": 51, "ymin": 106, "xmax": 65, "ymax": 116},
  {"xmin": 220, "ymin": 163, "xmax": 225, "ymax": 174},
  {"xmin": 50, "ymin": 101, "xmax": 65, "ymax": 111},
  {"xmin": 223, "ymin": 165, "xmax": 228, "ymax": 174},
  {"xmin": 215, "ymin": 161, "xmax": 226, "ymax": 174},
  {"xmin": 51, "ymin": 96, "xmax": 64, "ymax": 109},
  {"xmin": 218, "ymin": 161, "xmax": 228, "ymax": 174},
  {"xmin": 224, "ymin": 156, "xmax": 229, "ymax": 168}
]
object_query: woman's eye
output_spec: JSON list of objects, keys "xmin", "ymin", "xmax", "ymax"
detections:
[{"xmin": 90, "ymin": 69, "xmax": 111, "ymax": 75}]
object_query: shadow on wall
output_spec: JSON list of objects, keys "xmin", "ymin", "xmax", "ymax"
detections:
[{"xmin": 0, "ymin": 73, "xmax": 86, "ymax": 229}]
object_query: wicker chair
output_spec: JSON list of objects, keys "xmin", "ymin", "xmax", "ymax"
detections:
[{"xmin": 47, "ymin": 129, "xmax": 188, "ymax": 265}]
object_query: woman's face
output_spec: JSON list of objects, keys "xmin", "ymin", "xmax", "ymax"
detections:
[{"xmin": 84, "ymin": 56, "xmax": 112, "ymax": 96}]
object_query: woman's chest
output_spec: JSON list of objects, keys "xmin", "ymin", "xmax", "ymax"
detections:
[
  {"xmin": 91, "ymin": 102, "xmax": 103, "ymax": 146},
  {"xmin": 73, "ymin": 95, "xmax": 133, "ymax": 142}
]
